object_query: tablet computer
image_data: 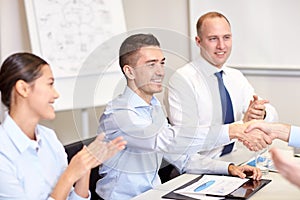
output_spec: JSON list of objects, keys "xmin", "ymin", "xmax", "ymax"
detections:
[{"xmin": 162, "ymin": 174, "xmax": 271, "ymax": 200}]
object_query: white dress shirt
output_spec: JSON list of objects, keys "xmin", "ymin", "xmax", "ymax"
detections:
[{"xmin": 166, "ymin": 57, "xmax": 278, "ymax": 159}]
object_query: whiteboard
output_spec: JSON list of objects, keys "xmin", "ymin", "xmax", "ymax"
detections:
[
  {"xmin": 24, "ymin": 0, "xmax": 127, "ymax": 111},
  {"xmin": 189, "ymin": 0, "xmax": 300, "ymax": 70},
  {"xmin": 25, "ymin": 0, "xmax": 126, "ymax": 77}
]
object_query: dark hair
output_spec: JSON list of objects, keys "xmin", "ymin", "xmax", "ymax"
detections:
[
  {"xmin": 119, "ymin": 33, "xmax": 160, "ymax": 74},
  {"xmin": 0, "ymin": 52, "xmax": 48, "ymax": 109},
  {"xmin": 196, "ymin": 11, "xmax": 231, "ymax": 37}
]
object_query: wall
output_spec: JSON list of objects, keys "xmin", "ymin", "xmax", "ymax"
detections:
[
  {"xmin": 245, "ymin": 75, "xmax": 300, "ymax": 125},
  {"xmin": 0, "ymin": 0, "xmax": 30, "ymax": 58},
  {"xmin": 0, "ymin": 0, "xmax": 31, "ymax": 123},
  {"xmin": 1, "ymin": 0, "xmax": 299, "ymax": 145}
]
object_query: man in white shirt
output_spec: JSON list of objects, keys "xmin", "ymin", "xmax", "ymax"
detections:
[{"xmin": 165, "ymin": 11, "xmax": 278, "ymax": 168}]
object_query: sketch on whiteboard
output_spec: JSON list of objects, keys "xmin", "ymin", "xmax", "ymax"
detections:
[{"xmin": 29, "ymin": 0, "xmax": 126, "ymax": 78}]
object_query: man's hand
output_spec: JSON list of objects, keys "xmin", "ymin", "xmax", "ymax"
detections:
[
  {"xmin": 245, "ymin": 121, "xmax": 290, "ymax": 143},
  {"xmin": 229, "ymin": 122, "xmax": 272, "ymax": 151},
  {"xmin": 243, "ymin": 95, "xmax": 269, "ymax": 122},
  {"xmin": 270, "ymin": 148, "xmax": 300, "ymax": 188},
  {"xmin": 228, "ymin": 164, "xmax": 262, "ymax": 180}
]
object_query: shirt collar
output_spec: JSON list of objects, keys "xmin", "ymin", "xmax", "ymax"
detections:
[
  {"xmin": 192, "ymin": 56, "xmax": 229, "ymax": 77},
  {"xmin": 123, "ymin": 86, "xmax": 160, "ymax": 108},
  {"xmin": 2, "ymin": 113, "xmax": 41, "ymax": 153}
]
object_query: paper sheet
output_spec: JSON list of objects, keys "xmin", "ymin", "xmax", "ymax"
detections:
[
  {"xmin": 174, "ymin": 175, "xmax": 248, "ymax": 197},
  {"xmin": 244, "ymin": 155, "xmax": 278, "ymax": 172},
  {"xmin": 173, "ymin": 193, "xmax": 223, "ymax": 200}
]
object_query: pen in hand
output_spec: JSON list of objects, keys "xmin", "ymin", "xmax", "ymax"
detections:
[{"xmin": 194, "ymin": 180, "xmax": 215, "ymax": 192}]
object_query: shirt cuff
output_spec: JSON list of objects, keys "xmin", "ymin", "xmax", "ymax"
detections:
[
  {"xmin": 288, "ymin": 126, "xmax": 300, "ymax": 148},
  {"xmin": 217, "ymin": 161, "xmax": 232, "ymax": 175},
  {"xmin": 69, "ymin": 190, "xmax": 91, "ymax": 200}
]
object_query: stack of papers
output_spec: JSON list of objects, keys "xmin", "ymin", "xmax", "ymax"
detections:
[{"xmin": 174, "ymin": 174, "xmax": 248, "ymax": 199}]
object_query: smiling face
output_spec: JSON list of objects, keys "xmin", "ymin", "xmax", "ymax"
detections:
[
  {"xmin": 124, "ymin": 46, "xmax": 165, "ymax": 103},
  {"xmin": 196, "ymin": 17, "xmax": 232, "ymax": 68},
  {"xmin": 27, "ymin": 64, "xmax": 59, "ymax": 121}
]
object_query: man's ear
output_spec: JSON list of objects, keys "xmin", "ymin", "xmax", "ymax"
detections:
[
  {"xmin": 123, "ymin": 65, "xmax": 135, "ymax": 80},
  {"xmin": 15, "ymin": 80, "xmax": 30, "ymax": 98},
  {"xmin": 195, "ymin": 36, "xmax": 201, "ymax": 47}
]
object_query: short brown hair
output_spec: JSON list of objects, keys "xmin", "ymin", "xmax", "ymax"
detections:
[
  {"xmin": 196, "ymin": 11, "xmax": 231, "ymax": 37},
  {"xmin": 119, "ymin": 33, "xmax": 160, "ymax": 74}
]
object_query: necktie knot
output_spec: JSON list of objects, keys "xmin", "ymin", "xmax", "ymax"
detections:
[{"xmin": 215, "ymin": 71, "xmax": 223, "ymax": 79}]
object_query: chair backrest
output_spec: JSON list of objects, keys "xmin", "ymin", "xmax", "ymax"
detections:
[{"xmin": 64, "ymin": 137, "xmax": 102, "ymax": 200}]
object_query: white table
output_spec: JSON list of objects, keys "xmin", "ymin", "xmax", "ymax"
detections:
[
  {"xmin": 133, "ymin": 141, "xmax": 300, "ymax": 199},
  {"xmin": 133, "ymin": 172, "xmax": 300, "ymax": 200}
]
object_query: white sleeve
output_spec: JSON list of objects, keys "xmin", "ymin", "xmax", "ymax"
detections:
[
  {"xmin": 263, "ymin": 103, "xmax": 279, "ymax": 122},
  {"xmin": 164, "ymin": 153, "xmax": 231, "ymax": 175}
]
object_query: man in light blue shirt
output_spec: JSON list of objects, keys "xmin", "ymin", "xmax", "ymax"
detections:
[{"xmin": 96, "ymin": 33, "xmax": 265, "ymax": 199}]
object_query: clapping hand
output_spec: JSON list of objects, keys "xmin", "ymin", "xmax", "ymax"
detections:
[{"xmin": 243, "ymin": 95, "xmax": 268, "ymax": 122}]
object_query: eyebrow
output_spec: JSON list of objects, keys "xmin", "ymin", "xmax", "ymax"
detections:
[
  {"xmin": 208, "ymin": 33, "xmax": 232, "ymax": 37},
  {"xmin": 145, "ymin": 57, "xmax": 166, "ymax": 63}
]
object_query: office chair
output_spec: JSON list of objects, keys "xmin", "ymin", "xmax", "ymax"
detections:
[{"xmin": 64, "ymin": 137, "xmax": 103, "ymax": 200}]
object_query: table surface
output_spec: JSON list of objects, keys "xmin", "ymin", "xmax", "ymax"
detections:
[{"xmin": 133, "ymin": 141, "xmax": 300, "ymax": 199}]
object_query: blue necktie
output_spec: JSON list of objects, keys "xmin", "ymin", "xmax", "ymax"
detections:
[{"xmin": 215, "ymin": 71, "xmax": 235, "ymax": 156}]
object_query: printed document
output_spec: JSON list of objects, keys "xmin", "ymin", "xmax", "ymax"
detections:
[{"xmin": 174, "ymin": 175, "xmax": 248, "ymax": 197}]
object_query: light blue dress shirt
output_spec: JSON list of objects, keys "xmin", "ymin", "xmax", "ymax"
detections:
[
  {"xmin": 289, "ymin": 126, "xmax": 300, "ymax": 147},
  {"xmin": 96, "ymin": 87, "xmax": 232, "ymax": 200},
  {"xmin": 96, "ymin": 87, "xmax": 166, "ymax": 199},
  {"xmin": 0, "ymin": 114, "xmax": 89, "ymax": 200}
]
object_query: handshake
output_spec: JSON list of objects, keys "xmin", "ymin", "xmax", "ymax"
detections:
[
  {"xmin": 232, "ymin": 120, "xmax": 300, "ymax": 188},
  {"xmin": 230, "ymin": 120, "xmax": 291, "ymax": 151}
]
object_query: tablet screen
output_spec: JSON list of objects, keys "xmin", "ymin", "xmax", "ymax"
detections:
[{"xmin": 227, "ymin": 179, "xmax": 271, "ymax": 199}]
